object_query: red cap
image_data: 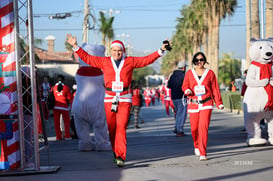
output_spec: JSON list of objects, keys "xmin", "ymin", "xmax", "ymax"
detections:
[{"xmin": 111, "ymin": 40, "xmax": 126, "ymax": 53}]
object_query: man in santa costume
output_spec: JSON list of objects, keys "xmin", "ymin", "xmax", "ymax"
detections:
[
  {"xmin": 66, "ymin": 33, "xmax": 169, "ymax": 167},
  {"xmin": 72, "ymin": 43, "xmax": 111, "ymax": 152}
]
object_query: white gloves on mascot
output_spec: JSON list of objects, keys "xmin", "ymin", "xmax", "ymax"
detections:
[
  {"xmin": 243, "ymin": 38, "xmax": 273, "ymax": 146},
  {"xmin": 72, "ymin": 43, "xmax": 111, "ymax": 151}
]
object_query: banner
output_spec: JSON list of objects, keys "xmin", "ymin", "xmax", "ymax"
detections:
[{"xmin": 0, "ymin": 0, "xmax": 20, "ymax": 170}]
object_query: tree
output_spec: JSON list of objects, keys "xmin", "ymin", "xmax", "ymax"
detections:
[
  {"xmin": 266, "ymin": 0, "xmax": 273, "ymax": 38},
  {"xmin": 218, "ymin": 53, "xmax": 241, "ymax": 87},
  {"xmin": 64, "ymin": 41, "xmax": 73, "ymax": 52},
  {"xmin": 245, "ymin": 0, "xmax": 251, "ymax": 68},
  {"xmin": 20, "ymin": 37, "xmax": 42, "ymax": 64},
  {"xmin": 161, "ymin": 0, "xmax": 237, "ymax": 78},
  {"xmin": 132, "ymin": 66, "xmax": 156, "ymax": 86},
  {"xmin": 251, "ymin": 0, "xmax": 260, "ymax": 39},
  {"xmin": 205, "ymin": 0, "xmax": 237, "ymax": 79},
  {"xmin": 98, "ymin": 11, "xmax": 114, "ymax": 55}
]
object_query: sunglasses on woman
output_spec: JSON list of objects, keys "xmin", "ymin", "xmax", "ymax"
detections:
[{"xmin": 195, "ymin": 58, "xmax": 204, "ymax": 62}]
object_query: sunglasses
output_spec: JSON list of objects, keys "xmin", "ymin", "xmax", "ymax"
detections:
[{"xmin": 195, "ymin": 58, "xmax": 204, "ymax": 62}]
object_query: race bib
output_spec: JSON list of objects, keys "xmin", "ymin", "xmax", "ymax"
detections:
[
  {"xmin": 112, "ymin": 81, "xmax": 124, "ymax": 93},
  {"xmin": 194, "ymin": 85, "xmax": 206, "ymax": 96}
]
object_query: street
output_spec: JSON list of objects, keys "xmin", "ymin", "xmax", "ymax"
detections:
[{"xmin": 1, "ymin": 101, "xmax": 273, "ymax": 181}]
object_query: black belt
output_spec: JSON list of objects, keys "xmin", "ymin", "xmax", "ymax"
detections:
[
  {"xmin": 189, "ymin": 97, "xmax": 211, "ymax": 104},
  {"xmin": 106, "ymin": 87, "xmax": 129, "ymax": 92}
]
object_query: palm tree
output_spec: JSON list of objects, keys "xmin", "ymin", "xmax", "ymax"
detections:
[
  {"xmin": 98, "ymin": 11, "xmax": 114, "ymax": 55},
  {"xmin": 266, "ymin": 0, "xmax": 273, "ymax": 38},
  {"xmin": 251, "ymin": 0, "xmax": 260, "ymax": 39},
  {"xmin": 161, "ymin": 0, "xmax": 237, "ymax": 77},
  {"xmin": 218, "ymin": 53, "xmax": 241, "ymax": 86},
  {"xmin": 245, "ymin": 0, "xmax": 251, "ymax": 68},
  {"xmin": 205, "ymin": 0, "xmax": 237, "ymax": 79}
]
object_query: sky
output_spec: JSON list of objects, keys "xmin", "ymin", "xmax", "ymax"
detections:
[{"xmin": 32, "ymin": 0, "xmax": 247, "ymax": 60}]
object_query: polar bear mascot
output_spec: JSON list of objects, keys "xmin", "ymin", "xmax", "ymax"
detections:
[
  {"xmin": 243, "ymin": 38, "xmax": 273, "ymax": 146},
  {"xmin": 72, "ymin": 43, "xmax": 111, "ymax": 151}
]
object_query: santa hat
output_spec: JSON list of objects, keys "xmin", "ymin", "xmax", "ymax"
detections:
[{"xmin": 111, "ymin": 40, "xmax": 126, "ymax": 53}]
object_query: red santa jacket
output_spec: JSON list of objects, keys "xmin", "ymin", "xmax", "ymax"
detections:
[
  {"xmin": 161, "ymin": 84, "xmax": 171, "ymax": 101},
  {"xmin": 144, "ymin": 89, "xmax": 152, "ymax": 101},
  {"xmin": 53, "ymin": 83, "xmax": 72, "ymax": 111},
  {"xmin": 75, "ymin": 47, "xmax": 162, "ymax": 103},
  {"xmin": 182, "ymin": 69, "xmax": 223, "ymax": 113}
]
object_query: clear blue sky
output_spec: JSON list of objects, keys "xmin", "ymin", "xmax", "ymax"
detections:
[{"xmin": 32, "ymin": 0, "xmax": 246, "ymax": 59}]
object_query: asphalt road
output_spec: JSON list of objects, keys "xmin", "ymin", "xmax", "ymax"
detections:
[{"xmin": 1, "ymin": 101, "xmax": 273, "ymax": 181}]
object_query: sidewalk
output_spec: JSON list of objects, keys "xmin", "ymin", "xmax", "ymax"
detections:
[{"xmin": 1, "ymin": 102, "xmax": 273, "ymax": 181}]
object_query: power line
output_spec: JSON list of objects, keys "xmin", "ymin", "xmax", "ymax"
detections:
[{"xmin": 21, "ymin": 24, "xmax": 246, "ymax": 32}]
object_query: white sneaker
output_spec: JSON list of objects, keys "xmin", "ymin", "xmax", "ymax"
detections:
[
  {"xmin": 200, "ymin": 156, "xmax": 207, "ymax": 161},
  {"xmin": 194, "ymin": 148, "xmax": 200, "ymax": 156}
]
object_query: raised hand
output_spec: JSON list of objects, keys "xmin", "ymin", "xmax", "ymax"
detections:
[{"xmin": 66, "ymin": 34, "xmax": 77, "ymax": 48}]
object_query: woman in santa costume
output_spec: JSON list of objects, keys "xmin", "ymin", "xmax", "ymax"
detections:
[
  {"xmin": 182, "ymin": 52, "xmax": 224, "ymax": 161},
  {"xmin": 72, "ymin": 43, "xmax": 111, "ymax": 152},
  {"xmin": 66, "ymin": 33, "xmax": 168, "ymax": 167}
]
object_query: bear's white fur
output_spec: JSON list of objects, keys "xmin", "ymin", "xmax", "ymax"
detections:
[
  {"xmin": 243, "ymin": 38, "xmax": 273, "ymax": 146},
  {"xmin": 72, "ymin": 43, "xmax": 111, "ymax": 151}
]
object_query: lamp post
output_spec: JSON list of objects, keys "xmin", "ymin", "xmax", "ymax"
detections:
[
  {"xmin": 101, "ymin": 9, "xmax": 121, "ymax": 18},
  {"xmin": 117, "ymin": 33, "xmax": 130, "ymax": 43}
]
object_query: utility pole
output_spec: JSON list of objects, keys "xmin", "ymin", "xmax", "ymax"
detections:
[
  {"xmin": 261, "ymin": 0, "xmax": 264, "ymax": 38},
  {"xmin": 82, "ymin": 0, "xmax": 89, "ymax": 43}
]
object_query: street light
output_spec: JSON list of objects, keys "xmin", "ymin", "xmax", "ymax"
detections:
[
  {"xmin": 101, "ymin": 9, "xmax": 121, "ymax": 17},
  {"xmin": 117, "ymin": 33, "xmax": 130, "ymax": 43}
]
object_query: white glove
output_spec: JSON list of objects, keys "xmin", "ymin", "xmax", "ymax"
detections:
[
  {"xmin": 185, "ymin": 89, "xmax": 192, "ymax": 95},
  {"xmin": 219, "ymin": 104, "xmax": 224, "ymax": 110}
]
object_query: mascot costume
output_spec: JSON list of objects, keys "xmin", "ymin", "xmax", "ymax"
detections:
[
  {"xmin": 72, "ymin": 43, "xmax": 111, "ymax": 151},
  {"xmin": 243, "ymin": 38, "xmax": 273, "ymax": 146}
]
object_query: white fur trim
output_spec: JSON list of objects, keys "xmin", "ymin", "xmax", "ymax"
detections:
[
  {"xmin": 157, "ymin": 49, "xmax": 164, "ymax": 56},
  {"xmin": 111, "ymin": 42, "xmax": 124, "ymax": 50},
  {"xmin": 72, "ymin": 45, "xmax": 80, "ymax": 51}
]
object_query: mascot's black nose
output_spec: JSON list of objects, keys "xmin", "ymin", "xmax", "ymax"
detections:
[{"xmin": 266, "ymin": 52, "xmax": 272, "ymax": 56}]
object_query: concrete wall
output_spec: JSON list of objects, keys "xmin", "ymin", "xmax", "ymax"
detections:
[{"xmin": 36, "ymin": 63, "xmax": 79, "ymax": 88}]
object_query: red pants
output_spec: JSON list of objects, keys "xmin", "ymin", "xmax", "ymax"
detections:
[
  {"xmin": 53, "ymin": 109, "xmax": 71, "ymax": 139},
  {"xmin": 189, "ymin": 109, "xmax": 212, "ymax": 156},
  {"xmin": 164, "ymin": 100, "xmax": 174, "ymax": 116},
  {"xmin": 105, "ymin": 102, "xmax": 131, "ymax": 161},
  {"xmin": 41, "ymin": 101, "xmax": 49, "ymax": 120}
]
